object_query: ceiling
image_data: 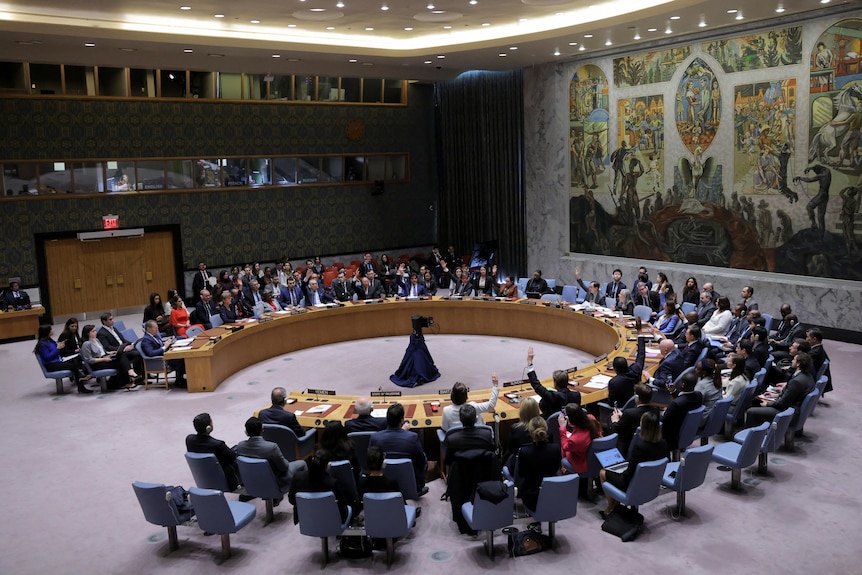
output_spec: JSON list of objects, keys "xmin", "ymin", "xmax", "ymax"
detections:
[{"xmin": 0, "ymin": 0, "xmax": 857, "ymax": 81}]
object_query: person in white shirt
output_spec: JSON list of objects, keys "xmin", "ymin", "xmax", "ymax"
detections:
[
  {"xmin": 702, "ymin": 295, "xmax": 733, "ymax": 337},
  {"xmin": 440, "ymin": 374, "xmax": 500, "ymax": 431}
]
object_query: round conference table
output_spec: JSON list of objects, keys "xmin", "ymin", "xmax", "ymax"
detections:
[{"xmin": 168, "ymin": 297, "xmax": 664, "ymax": 429}]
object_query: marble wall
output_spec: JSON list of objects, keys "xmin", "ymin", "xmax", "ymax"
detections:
[{"xmin": 524, "ymin": 12, "xmax": 862, "ymax": 333}]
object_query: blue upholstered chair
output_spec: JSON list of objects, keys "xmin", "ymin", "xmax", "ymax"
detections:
[
  {"xmin": 697, "ymin": 395, "xmax": 733, "ymax": 446},
  {"xmin": 602, "ymin": 457, "xmax": 669, "ymax": 512},
  {"xmin": 597, "ymin": 395, "xmax": 636, "ymax": 429},
  {"xmin": 711, "ymin": 421, "xmax": 770, "ymax": 490},
  {"xmin": 524, "ymin": 474, "xmax": 579, "ymax": 543},
  {"xmin": 584, "ymin": 433, "xmax": 619, "ymax": 500},
  {"xmin": 34, "ymin": 352, "xmax": 74, "ymax": 395},
  {"xmin": 461, "ymin": 480, "xmax": 515, "ymax": 560},
  {"xmin": 383, "ymin": 457, "xmax": 420, "ymax": 500},
  {"xmin": 113, "ymin": 319, "xmax": 127, "ymax": 333},
  {"xmin": 83, "ymin": 359, "xmax": 117, "ymax": 393},
  {"xmin": 185, "ymin": 325, "xmax": 204, "ymax": 338},
  {"xmin": 185, "ymin": 452, "xmax": 233, "ymax": 492},
  {"xmin": 188, "ymin": 487, "xmax": 256, "ymax": 560},
  {"xmin": 236, "ymin": 456, "xmax": 290, "ymax": 524},
  {"xmin": 328, "ymin": 459, "xmax": 359, "ymax": 506},
  {"xmin": 363, "ymin": 492, "xmax": 418, "ymax": 566},
  {"xmin": 135, "ymin": 340, "xmax": 172, "ymax": 390},
  {"xmin": 121, "ymin": 328, "xmax": 139, "ymax": 344},
  {"xmin": 760, "ymin": 313, "xmax": 773, "ymax": 333},
  {"xmin": 810, "ymin": 370, "xmax": 829, "ymax": 417},
  {"xmin": 784, "ymin": 389, "xmax": 820, "ymax": 450},
  {"xmin": 132, "ymin": 481, "xmax": 194, "ymax": 553},
  {"xmin": 347, "ymin": 431, "xmax": 375, "ymax": 472},
  {"xmin": 733, "ymin": 407, "xmax": 794, "ymax": 473},
  {"xmin": 661, "ymin": 444, "xmax": 714, "ymax": 516},
  {"xmin": 561, "ymin": 285, "xmax": 581, "ymax": 304},
  {"xmin": 672, "ymin": 405, "xmax": 705, "ymax": 461},
  {"xmin": 209, "ymin": 314, "xmax": 225, "ymax": 328},
  {"xmin": 633, "ymin": 305, "xmax": 653, "ymax": 322},
  {"xmin": 680, "ymin": 302, "xmax": 696, "ymax": 315},
  {"xmin": 295, "ymin": 491, "xmax": 353, "ymax": 567},
  {"xmin": 516, "ymin": 278, "xmax": 528, "ymax": 299},
  {"xmin": 262, "ymin": 423, "xmax": 316, "ymax": 461},
  {"xmin": 725, "ymin": 381, "xmax": 758, "ymax": 435}
]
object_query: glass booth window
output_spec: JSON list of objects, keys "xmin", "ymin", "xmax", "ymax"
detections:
[
  {"xmin": 166, "ymin": 160, "xmax": 194, "ymax": 189},
  {"xmin": 29, "ymin": 63, "xmax": 62, "ymax": 95},
  {"xmin": 194, "ymin": 159, "xmax": 223, "ymax": 187},
  {"xmin": 222, "ymin": 159, "xmax": 247, "ymax": 186},
  {"xmin": 160, "ymin": 70, "xmax": 186, "ymax": 98},
  {"xmin": 318, "ymin": 77, "xmax": 340, "ymax": 101},
  {"xmin": 269, "ymin": 75, "xmax": 292, "ymax": 100},
  {"xmin": 248, "ymin": 158, "xmax": 272, "ymax": 186},
  {"xmin": 341, "ymin": 77, "xmax": 361, "ymax": 103},
  {"xmin": 345, "ymin": 156, "xmax": 365, "ymax": 181},
  {"xmin": 36, "ymin": 162, "xmax": 73, "ymax": 194},
  {"xmin": 294, "ymin": 75, "xmax": 315, "ymax": 101},
  {"xmin": 98, "ymin": 67, "xmax": 127, "ymax": 96},
  {"xmin": 64, "ymin": 65, "xmax": 95, "ymax": 96},
  {"xmin": 129, "ymin": 69, "xmax": 157, "ymax": 97},
  {"xmin": 363, "ymin": 79, "xmax": 383, "ymax": 103},
  {"xmin": 74, "ymin": 162, "xmax": 106, "ymax": 193},
  {"xmin": 321, "ymin": 157, "xmax": 343, "ymax": 181},
  {"xmin": 137, "ymin": 160, "xmax": 166, "ymax": 190},
  {"xmin": 273, "ymin": 158, "xmax": 297, "ymax": 185},
  {"xmin": 106, "ymin": 161, "xmax": 136, "ymax": 192}
]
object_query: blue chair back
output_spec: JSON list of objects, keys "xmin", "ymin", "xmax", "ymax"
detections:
[
  {"xmin": 546, "ymin": 411, "xmax": 562, "ymax": 445},
  {"xmin": 185, "ymin": 325, "xmax": 204, "ymax": 338},
  {"xmin": 546, "ymin": 279, "xmax": 557, "ymax": 290},
  {"xmin": 760, "ymin": 313, "xmax": 773, "ymax": 332},
  {"xmin": 727, "ymin": 381, "xmax": 758, "ymax": 426},
  {"xmin": 735, "ymin": 422, "xmax": 771, "ymax": 469},
  {"xmin": 815, "ymin": 358, "xmax": 830, "ymax": 383},
  {"xmin": 680, "ymin": 302, "xmax": 696, "ymax": 315},
  {"xmin": 262, "ymin": 423, "xmax": 315, "ymax": 461},
  {"xmin": 132, "ymin": 481, "xmax": 190, "ymax": 527},
  {"xmin": 236, "ymin": 456, "xmax": 286, "ymax": 500},
  {"xmin": 764, "ymin": 408, "xmax": 795, "ymax": 453},
  {"xmin": 585, "ymin": 433, "xmax": 618, "ymax": 480},
  {"xmin": 121, "ymin": 328, "xmax": 139, "ymax": 343},
  {"xmin": 814, "ymin": 374, "xmax": 828, "ymax": 396},
  {"xmin": 383, "ymin": 458, "xmax": 419, "ymax": 500},
  {"xmin": 677, "ymin": 405, "xmax": 706, "ymax": 451},
  {"xmin": 209, "ymin": 314, "xmax": 225, "ymax": 328},
  {"xmin": 561, "ymin": 285, "xmax": 580, "ymax": 304},
  {"xmin": 363, "ymin": 492, "xmax": 416, "ymax": 539},
  {"xmin": 541, "ymin": 293, "xmax": 560, "ymax": 302},
  {"xmin": 295, "ymin": 491, "xmax": 352, "ymax": 537},
  {"xmin": 113, "ymin": 319, "xmax": 127, "ymax": 333},
  {"xmin": 621, "ymin": 458, "xmax": 669, "ymax": 506},
  {"xmin": 530, "ymin": 474, "xmax": 579, "ymax": 521},
  {"xmin": 189, "ymin": 487, "xmax": 256, "ymax": 535},
  {"xmin": 699, "ymin": 395, "xmax": 733, "ymax": 442},
  {"xmin": 788, "ymin": 389, "xmax": 820, "ymax": 435},
  {"xmin": 666, "ymin": 444, "xmax": 714, "ymax": 492},
  {"xmin": 348, "ymin": 431, "xmax": 375, "ymax": 472},
  {"xmin": 752, "ymin": 367, "xmax": 768, "ymax": 393},
  {"xmin": 329, "ymin": 459, "xmax": 359, "ymax": 504},
  {"xmin": 633, "ymin": 305, "xmax": 653, "ymax": 321},
  {"xmin": 185, "ymin": 452, "xmax": 231, "ymax": 492},
  {"xmin": 464, "ymin": 480, "xmax": 514, "ymax": 531},
  {"xmin": 516, "ymin": 278, "xmax": 528, "ymax": 298}
]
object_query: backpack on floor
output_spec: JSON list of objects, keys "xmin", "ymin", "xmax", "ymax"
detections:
[{"xmin": 601, "ymin": 506, "xmax": 644, "ymax": 542}]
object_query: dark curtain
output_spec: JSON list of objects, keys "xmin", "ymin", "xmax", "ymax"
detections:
[{"xmin": 434, "ymin": 69, "xmax": 525, "ymax": 280}]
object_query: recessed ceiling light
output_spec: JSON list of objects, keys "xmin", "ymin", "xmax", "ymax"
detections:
[
  {"xmin": 336, "ymin": 1, "xmax": 344, "ymax": 6},
  {"xmin": 509, "ymin": 46, "xmax": 518, "ymax": 50},
  {"xmin": 444, "ymin": 25, "xmax": 452, "ymax": 29},
  {"xmin": 647, "ymin": 28, "xmax": 657, "ymax": 32},
  {"xmin": 326, "ymin": 26, "xmax": 335, "ymax": 30},
  {"xmin": 519, "ymin": 18, "xmax": 528, "ymax": 22},
  {"xmin": 288, "ymin": 24, "xmax": 296, "ymax": 28},
  {"xmin": 180, "ymin": 6, "xmax": 191, "ymax": 10},
  {"xmin": 665, "ymin": 27, "xmax": 672, "ymax": 34},
  {"xmin": 424, "ymin": 60, "xmax": 432, "ymax": 64},
  {"xmin": 470, "ymin": 0, "xmax": 478, "ymax": 4},
  {"xmin": 605, "ymin": 40, "xmax": 612, "ymax": 46},
  {"xmin": 362, "ymin": 62, "xmax": 373, "ymax": 66},
  {"xmin": 735, "ymin": 12, "xmax": 744, "ymax": 19},
  {"xmin": 499, "ymin": 53, "xmax": 507, "ymax": 57},
  {"xmin": 208, "ymin": 53, "xmax": 224, "ymax": 57},
  {"xmin": 183, "ymin": 49, "xmax": 193, "ymax": 53},
  {"xmin": 287, "ymin": 58, "xmax": 301, "ymax": 62},
  {"xmin": 579, "ymin": 45, "xmax": 585, "ymax": 51},
  {"xmin": 365, "ymin": 27, "xmax": 374, "ymax": 31},
  {"xmin": 584, "ymin": 34, "xmax": 593, "ymax": 38},
  {"xmin": 427, "ymin": 3, "xmax": 435, "ymax": 9},
  {"xmin": 214, "ymin": 14, "xmax": 224, "ymax": 18},
  {"xmin": 820, "ymin": 0, "xmax": 830, "ymax": 3},
  {"xmin": 381, "ymin": 4, "xmax": 389, "ymax": 10},
  {"xmin": 310, "ymin": 8, "xmax": 325, "ymax": 11},
  {"xmin": 633, "ymin": 31, "xmax": 640, "ymax": 40},
  {"xmin": 84, "ymin": 43, "xmax": 95, "ymax": 47},
  {"xmin": 437, "ymin": 54, "xmax": 445, "ymax": 59},
  {"xmin": 568, "ymin": 42, "xmax": 577, "ymax": 46},
  {"xmin": 120, "ymin": 47, "xmax": 136, "ymax": 52},
  {"xmin": 272, "ymin": 54, "xmax": 280, "ymax": 58},
  {"xmin": 250, "ymin": 19, "xmax": 260, "ymax": 24},
  {"xmin": 670, "ymin": 16, "xmax": 680, "ymax": 20},
  {"xmin": 699, "ymin": 20, "xmax": 707, "ymax": 27},
  {"xmin": 404, "ymin": 27, "xmax": 413, "ymax": 30},
  {"xmin": 349, "ymin": 58, "xmax": 357, "ymax": 62},
  {"xmin": 432, "ymin": 10, "xmax": 445, "ymax": 14},
  {"xmin": 775, "ymin": 6, "xmax": 785, "ymax": 12},
  {"xmin": 726, "ymin": 9, "xmax": 737, "ymax": 13},
  {"xmin": 481, "ymin": 22, "xmax": 490, "ymax": 26},
  {"xmin": 553, "ymin": 48, "xmax": 560, "ymax": 56}
]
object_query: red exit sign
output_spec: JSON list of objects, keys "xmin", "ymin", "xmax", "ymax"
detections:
[{"xmin": 102, "ymin": 214, "xmax": 119, "ymax": 230}]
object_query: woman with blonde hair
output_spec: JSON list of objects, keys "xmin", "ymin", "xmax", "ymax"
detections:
[
  {"xmin": 515, "ymin": 417, "xmax": 563, "ymax": 509},
  {"xmin": 505, "ymin": 397, "xmax": 540, "ymax": 469}
]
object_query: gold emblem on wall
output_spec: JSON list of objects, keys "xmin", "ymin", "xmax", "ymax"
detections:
[{"xmin": 345, "ymin": 119, "xmax": 365, "ymax": 141}]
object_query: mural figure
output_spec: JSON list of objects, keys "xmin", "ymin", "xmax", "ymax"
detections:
[
  {"xmin": 705, "ymin": 26, "xmax": 803, "ymax": 73},
  {"xmin": 777, "ymin": 143, "xmax": 799, "ymax": 203},
  {"xmin": 794, "ymin": 165, "xmax": 832, "ymax": 238},
  {"xmin": 839, "ymin": 186, "xmax": 861, "ymax": 253},
  {"xmin": 676, "ymin": 58, "xmax": 720, "ymax": 154},
  {"xmin": 809, "ymin": 84, "xmax": 862, "ymax": 164},
  {"xmin": 613, "ymin": 47, "xmax": 691, "ymax": 87}
]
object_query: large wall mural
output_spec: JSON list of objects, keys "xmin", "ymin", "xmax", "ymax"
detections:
[
  {"xmin": 568, "ymin": 17, "xmax": 862, "ymax": 281},
  {"xmin": 704, "ymin": 26, "xmax": 803, "ymax": 73}
]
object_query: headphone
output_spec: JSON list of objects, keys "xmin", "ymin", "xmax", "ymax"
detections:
[{"xmin": 205, "ymin": 424, "xmax": 213, "ymax": 434}]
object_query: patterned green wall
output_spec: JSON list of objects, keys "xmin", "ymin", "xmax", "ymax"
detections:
[{"xmin": 0, "ymin": 85, "xmax": 438, "ymax": 285}]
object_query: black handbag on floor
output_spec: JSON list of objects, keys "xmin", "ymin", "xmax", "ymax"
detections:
[{"xmin": 601, "ymin": 506, "xmax": 644, "ymax": 542}]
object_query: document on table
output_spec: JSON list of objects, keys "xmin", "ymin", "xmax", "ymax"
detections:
[
  {"xmin": 584, "ymin": 375, "xmax": 612, "ymax": 389},
  {"xmin": 304, "ymin": 404, "xmax": 332, "ymax": 415},
  {"xmin": 171, "ymin": 338, "xmax": 194, "ymax": 349}
]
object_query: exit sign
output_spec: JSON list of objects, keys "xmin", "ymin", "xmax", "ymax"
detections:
[{"xmin": 102, "ymin": 214, "xmax": 119, "ymax": 230}]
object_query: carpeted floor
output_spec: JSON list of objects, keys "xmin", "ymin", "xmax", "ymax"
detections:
[{"xmin": 1, "ymin": 310, "xmax": 860, "ymax": 574}]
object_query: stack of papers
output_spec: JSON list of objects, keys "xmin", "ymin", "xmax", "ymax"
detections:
[
  {"xmin": 170, "ymin": 339, "xmax": 194, "ymax": 349},
  {"xmin": 584, "ymin": 375, "xmax": 612, "ymax": 389},
  {"xmin": 304, "ymin": 404, "xmax": 332, "ymax": 415}
]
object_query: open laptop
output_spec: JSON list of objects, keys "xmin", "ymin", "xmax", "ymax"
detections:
[{"xmin": 595, "ymin": 448, "xmax": 629, "ymax": 474}]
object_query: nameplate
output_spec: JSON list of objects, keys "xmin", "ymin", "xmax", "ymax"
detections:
[
  {"xmin": 258, "ymin": 316, "xmax": 273, "ymax": 323},
  {"xmin": 292, "ymin": 308, "xmax": 308, "ymax": 314},
  {"xmin": 370, "ymin": 391, "xmax": 402, "ymax": 397},
  {"xmin": 604, "ymin": 319, "xmax": 615, "ymax": 326},
  {"xmin": 519, "ymin": 300, "xmax": 537, "ymax": 305},
  {"xmin": 438, "ymin": 388, "xmax": 452, "ymax": 395},
  {"xmin": 565, "ymin": 366, "xmax": 578, "ymax": 375},
  {"xmin": 225, "ymin": 324, "xmax": 244, "ymax": 332},
  {"xmin": 305, "ymin": 388, "xmax": 336, "ymax": 396},
  {"xmin": 503, "ymin": 379, "xmax": 530, "ymax": 388},
  {"xmin": 615, "ymin": 341, "xmax": 620, "ymax": 350},
  {"xmin": 593, "ymin": 353, "xmax": 608, "ymax": 363}
]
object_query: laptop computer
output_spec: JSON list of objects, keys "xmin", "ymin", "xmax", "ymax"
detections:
[{"xmin": 595, "ymin": 448, "xmax": 629, "ymax": 474}]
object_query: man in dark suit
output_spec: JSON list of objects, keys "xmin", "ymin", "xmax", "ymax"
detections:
[
  {"xmin": 278, "ymin": 277, "xmax": 304, "ymax": 308},
  {"xmin": 185, "ymin": 412, "xmax": 239, "ymax": 490},
  {"xmin": 770, "ymin": 303, "xmax": 793, "ymax": 339},
  {"xmin": 141, "ymin": 319, "xmax": 186, "ymax": 385},
  {"xmin": 243, "ymin": 278, "xmax": 265, "ymax": 310},
  {"xmin": 345, "ymin": 397, "xmax": 387, "ymax": 433},
  {"xmin": 191, "ymin": 261, "xmax": 210, "ymax": 305},
  {"xmin": 303, "ymin": 278, "xmax": 335, "ymax": 306},
  {"xmin": 694, "ymin": 291, "xmax": 716, "ymax": 327},
  {"xmin": 770, "ymin": 314, "xmax": 803, "ymax": 359},
  {"xmin": 525, "ymin": 270, "xmax": 550, "ymax": 296},
  {"xmin": 97, "ymin": 312, "xmax": 142, "ymax": 370},
  {"xmin": 527, "ymin": 347, "xmax": 581, "ymax": 417},
  {"xmin": 681, "ymin": 325, "xmax": 706, "ymax": 368},
  {"xmin": 369, "ymin": 403, "xmax": 428, "ymax": 496},
  {"xmin": 608, "ymin": 384, "xmax": 659, "ymax": 458},
  {"xmin": 651, "ymin": 339, "xmax": 686, "ymax": 389},
  {"xmin": 194, "ymin": 289, "xmax": 218, "ymax": 330},
  {"xmin": 633, "ymin": 281, "xmax": 661, "ymax": 316},
  {"xmin": 330, "ymin": 269, "xmax": 354, "ymax": 302},
  {"xmin": 661, "ymin": 373, "xmax": 703, "ymax": 451},
  {"xmin": 234, "ymin": 416, "xmax": 307, "ymax": 489},
  {"xmin": 736, "ymin": 338, "xmax": 761, "ymax": 381},
  {"xmin": 575, "ymin": 267, "xmax": 606, "ymax": 306},
  {"xmin": 750, "ymin": 326, "xmax": 770, "ymax": 367},
  {"xmin": 607, "ymin": 336, "xmax": 646, "ymax": 408},
  {"xmin": 806, "ymin": 328, "xmax": 831, "ymax": 393},
  {"xmin": 739, "ymin": 285, "xmax": 758, "ymax": 311},
  {"xmin": 259, "ymin": 387, "xmax": 305, "ymax": 437},
  {"xmin": 396, "ymin": 273, "xmax": 428, "ymax": 298},
  {"xmin": 359, "ymin": 253, "xmax": 377, "ymax": 277},
  {"xmin": 604, "ymin": 269, "xmax": 627, "ymax": 302},
  {"xmin": 746, "ymin": 352, "xmax": 816, "ymax": 428},
  {"xmin": 2, "ymin": 281, "xmax": 31, "ymax": 309},
  {"xmin": 443, "ymin": 405, "xmax": 495, "ymax": 463}
]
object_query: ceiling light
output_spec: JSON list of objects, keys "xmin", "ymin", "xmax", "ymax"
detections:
[
  {"xmin": 605, "ymin": 40, "xmax": 612, "ymax": 46},
  {"xmin": 775, "ymin": 5, "xmax": 785, "ymax": 12},
  {"xmin": 579, "ymin": 45, "xmax": 585, "ymax": 51},
  {"xmin": 820, "ymin": 0, "xmax": 830, "ymax": 3},
  {"xmin": 499, "ymin": 53, "xmax": 507, "ymax": 57},
  {"xmin": 288, "ymin": 24, "xmax": 296, "ymax": 28},
  {"xmin": 214, "ymin": 14, "xmax": 224, "ymax": 18},
  {"xmin": 665, "ymin": 25, "xmax": 672, "ymax": 34},
  {"xmin": 404, "ymin": 27, "xmax": 413, "ymax": 30},
  {"xmin": 510, "ymin": 46, "xmax": 518, "ymax": 50},
  {"xmin": 272, "ymin": 54, "xmax": 280, "ymax": 58},
  {"xmin": 120, "ymin": 47, "xmax": 137, "ymax": 52},
  {"xmin": 250, "ymin": 20, "xmax": 260, "ymax": 24},
  {"xmin": 670, "ymin": 16, "xmax": 680, "ymax": 20},
  {"xmin": 424, "ymin": 60, "xmax": 432, "ymax": 64},
  {"xmin": 427, "ymin": 3, "xmax": 435, "ymax": 9},
  {"xmin": 443, "ymin": 25, "xmax": 451, "ymax": 29},
  {"xmin": 432, "ymin": 10, "xmax": 445, "ymax": 14},
  {"xmin": 287, "ymin": 58, "xmax": 301, "ymax": 62},
  {"xmin": 326, "ymin": 26, "xmax": 335, "ymax": 30},
  {"xmin": 647, "ymin": 28, "xmax": 657, "ymax": 32},
  {"xmin": 381, "ymin": 4, "xmax": 389, "ymax": 10},
  {"xmin": 168, "ymin": 73, "xmax": 175, "ymax": 80},
  {"xmin": 183, "ymin": 49, "xmax": 193, "ymax": 53},
  {"xmin": 336, "ymin": 1, "xmax": 344, "ymax": 6},
  {"xmin": 735, "ymin": 11, "xmax": 744, "ymax": 19},
  {"xmin": 568, "ymin": 42, "xmax": 578, "ymax": 46},
  {"xmin": 365, "ymin": 27, "xmax": 374, "ymax": 31},
  {"xmin": 726, "ymin": 9, "xmax": 737, "ymax": 13},
  {"xmin": 481, "ymin": 22, "xmax": 490, "ymax": 26},
  {"xmin": 470, "ymin": 0, "xmax": 478, "ymax": 4},
  {"xmin": 437, "ymin": 54, "xmax": 445, "ymax": 59},
  {"xmin": 699, "ymin": 20, "xmax": 706, "ymax": 27},
  {"xmin": 207, "ymin": 53, "xmax": 224, "ymax": 57},
  {"xmin": 584, "ymin": 34, "xmax": 593, "ymax": 38},
  {"xmin": 310, "ymin": 8, "xmax": 325, "ymax": 11},
  {"xmin": 362, "ymin": 62, "xmax": 373, "ymax": 66},
  {"xmin": 633, "ymin": 30, "xmax": 641, "ymax": 40},
  {"xmin": 519, "ymin": 18, "xmax": 528, "ymax": 22},
  {"xmin": 554, "ymin": 48, "xmax": 561, "ymax": 56},
  {"xmin": 180, "ymin": 6, "xmax": 191, "ymax": 10},
  {"xmin": 84, "ymin": 43, "xmax": 95, "ymax": 47},
  {"xmin": 349, "ymin": 59, "xmax": 357, "ymax": 62}
]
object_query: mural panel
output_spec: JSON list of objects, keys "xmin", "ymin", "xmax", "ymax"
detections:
[
  {"xmin": 615, "ymin": 96, "xmax": 665, "ymax": 222},
  {"xmin": 613, "ymin": 47, "xmax": 691, "ymax": 87},
  {"xmin": 704, "ymin": 26, "xmax": 803, "ymax": 73},
  {"xmin": 676, "ymin": 58, "xmax": 721, "ymax": 154}
]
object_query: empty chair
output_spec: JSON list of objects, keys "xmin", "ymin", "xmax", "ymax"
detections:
[
  {"xmin": 601, "ymin": 457, "xmax": 669, "ymax": 512},
  {"xmin": 672, "ymin": 405, "xmax": 705, "ymax": 461},
  {"xmin": 733, "ymin": 407, "xmax": 794, "ymax": 473},
  {"xmin": 132, "ymin": 481, "xmax": 194, "ymax": 552},
  {"xmin": 461, "ymin": 480, "xmax": 515, "ymax": 560},
  {"xmin": 185, "ymin": 452, "xmax": 233, "ymax": 492},
  {"xmin": 188, "ymin": 487, "xmax": 256, "ymax": 560},
  {"xmin": 262, "ymin": 423, "xmax": 316, "ymax": 461},
  {"xmin": 697, "ymin": 395, "xmax": 733, "ymax": 446},
  {"xmin": 34, "ymin": 352, "xmax": 74, "ymax": 395},
  {"xmin": 711, "ymin": 421, "xmax": 770, "ymax": 490},
  {"xmin": 784, "ymin": 389, "xmax": 820, "ymax": 450},
  {"xmin": 524, "ymin": 474, "xmax": 579, "ymax": 544},
  {"xmin": 363, "ymin": 492, "xmax": 418, "ymax": 566},
  {"xmin": 545, "ymin": 411, "xmax": 562, "ymax": 446},
  {"xmin": 236, "ymin": 456, "xmax": 290, "ymax": 524},
  {"xmin": 185, "ymin": 325, "xmax": 204, "ymax": 338},
  {"xmin": 295, "ymin": 491, "xmax": 354, "ymax": 567},
  {"xmin": 680, "ymin": 302, "xmax": 696, "ymax": 315},
  {"xmin": 348, "ymin": 431, "xmax": 375, "ymax": 472},
  {"xmin": 633, "ymin": 305, "xmax": 653, "ymax": 322},
  {"xmin": 546, "ymin": 279, "xmax": 557, "ymax": 290},
  {"xmin": 541, "ymin": 293, "xmax": 560, "ymax": 302},
  {"xmin": 82, "ymin": 358, "xmax": 117, "ymax": 393},
  {"xmin": 725, "ymin": 381, "xmax": 758, "ymax": 436},
  {"xmin": 209, "ymin": 314, "xmax": 225, "ymax": 328},
  {"xmin": 383, "ymin": 457, "xmax": 419, "ymax": 500},
  {"xmin": 121, "ymin": 328, "xmax": 139, "ymax": 344},
  {"xmin": 661, "ymin": 444, "xmax": 714, "ymax": 516},
  {"xmin": 516, "ymin": 278, "xmax": 528, "ymax": 299},
  {"xmin": 328, "ymin": 459, "xmax": 359, "ymax": 506},
  {"xmin": 561, "ymin": 285, "xmax": 580, "ymax": 304},
  {"xmin": 584, "ymin": 433, "xmax": 619, "ymax": 500},
  {"xmin": 135, "ymin": 340, "xmax": 172, "ymax": 390}
]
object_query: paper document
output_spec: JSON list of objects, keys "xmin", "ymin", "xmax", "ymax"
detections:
[{"xmin": 305, "ymin": 404, "xmax": 332, "ymax": 414}]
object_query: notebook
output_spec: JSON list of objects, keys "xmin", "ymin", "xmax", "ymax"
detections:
[{"xmin": 595, "ymin": 448, "xmax": 629, "ymax": 474}]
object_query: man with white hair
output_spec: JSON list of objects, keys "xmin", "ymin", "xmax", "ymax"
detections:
[{"xmin": 345, "ymin": 396, "xmax": 387, "ymax": 433}]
